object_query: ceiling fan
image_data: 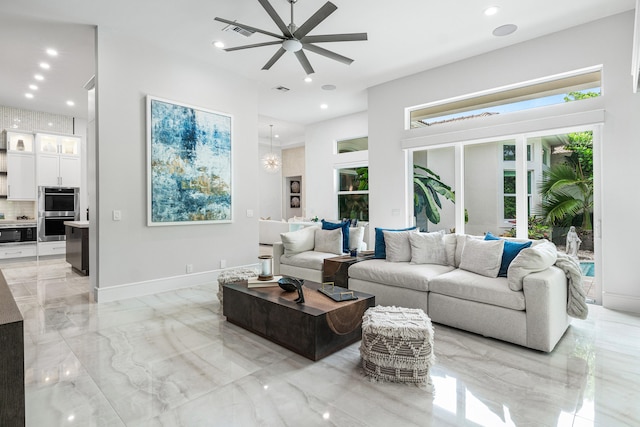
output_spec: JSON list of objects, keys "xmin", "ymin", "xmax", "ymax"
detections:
[{"xmin": 214, "ymin": 0, "xmax": 367, "ymax": 75}]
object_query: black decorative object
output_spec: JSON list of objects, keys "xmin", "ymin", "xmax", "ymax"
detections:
[{"xmin": 278, "ymin": 277, "xmax": 305, "ymax": 304}]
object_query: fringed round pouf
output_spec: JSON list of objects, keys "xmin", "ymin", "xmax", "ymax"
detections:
[
  {"xmin": 360, "ymin": 306, "xmax": 434, "ymax": 386},
  {"xmin": 217, "ymin": 268, "xmax": 259, "ymax": 305}
]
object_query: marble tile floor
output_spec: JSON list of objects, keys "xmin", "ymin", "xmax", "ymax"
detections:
[{"xmin": 3, "ymin": 258, "xmax": 640, "ymax": 426}]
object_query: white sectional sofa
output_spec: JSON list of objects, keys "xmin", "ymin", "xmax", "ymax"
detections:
[
  {"xmin": 274, "ymin": 226, "xmax": 580, "ymax": 352},
  {"xmin": 273, "ymin": 220, "xmax": 368, "ymax": 283},
  {"xmin": 349, "ymin": 231, "xmax": 576, "ymax": 352}
]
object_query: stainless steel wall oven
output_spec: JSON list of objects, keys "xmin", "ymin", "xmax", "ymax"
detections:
[{"xmin": 38, "ymin": 187, "xmax": 79, "ymax": 242}]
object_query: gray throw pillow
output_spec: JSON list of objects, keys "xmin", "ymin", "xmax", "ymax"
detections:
[
  {"xmin": 383, "ymin": 230, "xmax": 413, "ymax": 262},
  {"xmin": 409, "ymin": 232, "xmax": 447, "ymax": 265},
  {"xmin": 314, "ymin": 228, "xmax": 344, "ymax": 255},
  {"xmin": 459, "ymin": 236, "xmax": 504, "ymax": 278}
]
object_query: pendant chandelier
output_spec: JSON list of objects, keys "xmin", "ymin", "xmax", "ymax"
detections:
[{"xmin": 262, "ymin": 124, "xmax": 281, "ymax": 173}]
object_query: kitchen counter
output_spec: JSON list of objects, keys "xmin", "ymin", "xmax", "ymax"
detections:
[
  {"xmin": 0, "ymin": 220, "xmax": 37, "ymax": 228},
  {"xmin": 63, "ymin": 221, "xmax": 89, "ymax": 228}
]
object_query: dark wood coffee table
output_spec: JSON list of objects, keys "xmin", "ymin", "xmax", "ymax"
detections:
[{"xmin": 223, "ymin": 280, "xmax": 375, "ymax": 361}]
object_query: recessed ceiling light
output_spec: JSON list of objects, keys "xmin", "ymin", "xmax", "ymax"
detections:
[
  {"xmin": 321, "ymin": 84, "xmax": 336, "ymax": 91},
  {"xmin": 29, "ymin": 84, "xmax": 38, "ymax": 90},
  {"xmin": 213, "ymin": 41, "xmax": 225, "ymax": 48},
  {"xmin": 39, "ymin": 62, "xmax": 50, "ymax": 70},
  {"xmin": 274, "ymin": 134, "xmax": 279, "ymax": 138},
  {"xmin": 304, "ymin": 76, "xmax": 312, "ymax": 83},
  {"xmin": 34, "ymin": 74, "xmax": 44, "ymax": 81},
  {"xmin": 66, "ymin": 100, "xmax": 75, "ymax": 106},
  {"xmin": 493, "ymin": 24, "xmax": 518, "ymax": 36},
  {"xmin": 25, "ymin": 93, "xmax": 34, "ymax": 99},
  {"xmin": 48, "ymin": 122, "xmax": 53, "ymax": 127},
  {"xmin": 46, "ymin": 48, "xmax": 58, "ymax": 56},
  {"xmin": 320, "ymin": 104, "xmax": 328, "ymax": 109},
  {"xmin": 484, "ymin": 6, "xmax": 500, "ymax": 16}
]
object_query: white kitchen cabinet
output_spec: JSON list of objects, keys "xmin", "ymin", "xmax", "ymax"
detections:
[
  {"xmin": 4, "ymin": 131, "xmax": 36, "ymax": 200},
  {"xmin": 7, "ymin": 152, "xmax": 36, "ymax": 200},
  {"xmin": 37, "ymin": 241, "xmax": 66, "ymax": 256},
  {"xmin": 0, "ymin": 243, "xmax": 37, "ymax": 260},
  {"xmin": 36, "ymin": 133, "xmax": 81, "ymax": 187}
]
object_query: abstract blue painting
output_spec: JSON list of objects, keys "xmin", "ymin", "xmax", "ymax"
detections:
[{"xmin": 147, "ymin": 96, "xmax": 232, "ymax": 225}]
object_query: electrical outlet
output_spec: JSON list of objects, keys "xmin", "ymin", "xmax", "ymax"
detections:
[
  {"xmin": 220, "ymin": 259, "xmax": 227, "ymax": 269},
  {"xmin": 246, "ymin": 209, "xmax": 254, "ymax": 217},
  {"xmin": 186, "ymin": 264, "xmax": 193, "ymax": 274}
]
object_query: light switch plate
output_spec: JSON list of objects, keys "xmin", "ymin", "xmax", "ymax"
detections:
[{"xmin": 113, "ymin": 210, "xmax": 122, "ymax": 221}]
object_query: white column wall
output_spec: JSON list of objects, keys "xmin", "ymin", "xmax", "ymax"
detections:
[
  {"xmin": 94, "ymin": 30, "xmax": 259, "ymax": 300},
  {"xmin": 367, "ymin": 11, "xmax": 640, "ymax": 312},
  {"xmin": 258, "ymin": 141, "xmax": 282, "ymax": 220},
  {"xmin": 305, "ymin": 111, "xmax": 368, "ymax": 221}
]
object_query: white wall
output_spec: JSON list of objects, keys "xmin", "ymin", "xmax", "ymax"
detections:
[
  {"xmin": 366, "ymin": 11, "xmax": 640, "ymax": 312},
  {"xmin": 258, "ymin": 142, "xmax": 282, "ymax": 220},
  {"xmin": 305, "ymin": 111, "xmax": 368, "ymax": 222},
  {"xmin": 94, "ymin": 30, "xmax": 259, "ymax": 300}
]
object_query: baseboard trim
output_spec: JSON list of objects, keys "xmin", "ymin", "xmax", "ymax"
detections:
[
  {"xmin": 602, "ymin": 292, "xmax": 640, "ymax": 314},
  {"xmin": 94, "ymin": 263, "xmax": 259, "ymax": 303}
]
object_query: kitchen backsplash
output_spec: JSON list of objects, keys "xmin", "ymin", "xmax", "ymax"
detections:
[
  {"xmin": 0, "ymin": 200, "xmax": 36, "ymax": 221},
  {"xmin": 1, "ymin": 105, "xmax": 73, "ymax": 134}
]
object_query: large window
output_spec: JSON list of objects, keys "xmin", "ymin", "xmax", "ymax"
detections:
[
  {"xmin": 337, "ymin": 166, "xmax": 368, "ymax": 221},
  {"xmin": 503, "ymin": 170, "xmax": 533, "ymax": 223},
  {"xmin": 337, "ymin": 137, "xmax": 368, "ymax": 154},
  {"xmin": 409, "ymin": 69, "xmax": 601, "ymax": 128}
]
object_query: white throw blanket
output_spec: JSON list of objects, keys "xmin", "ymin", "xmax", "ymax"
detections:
[{"xmin": 554, "ymin": 252, "xmax": 589, "ymax": 320}]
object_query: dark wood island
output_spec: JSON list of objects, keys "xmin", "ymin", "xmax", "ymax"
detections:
[{"xmin": 65, "ymin": 221, "xmax": 89, "ymax": 275}]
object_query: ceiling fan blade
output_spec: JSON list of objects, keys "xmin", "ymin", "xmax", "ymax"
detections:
[
  {"xmin": 258, "ymin": 0, "xmax": 292, "ymax": 37},
  {"xmin": 293, "ymin": 2, "xmax": 338, "ymax": 39},
  {"xmin": 262, "ymin": 47, "xmax": 287, "ymax": 70},
  {"xmin": 225, "ymin": 41, "xmax": 283, "ymax": 52},
  {"xmin": 303, "ymin": 43, "xmax": 353, "ymax": 65},
  {"xmin": 214, "ymin": 17, "xmax": 285, "ymax": 40},
  {"xmin": 301, "ymin": 33, "xmax": 368, "ymax": 43},
  {"xmin": 294, "ymin": 50, "xmax": 315, "ymax": 75}
]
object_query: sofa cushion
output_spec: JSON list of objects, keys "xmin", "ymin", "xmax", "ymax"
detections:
[
  {"xmin": 383, "ymin": 230, "xmax": 413, "ymax": 262},
  {"xmin": 459, "ymin": 237, "xmax": 504, "ymax": 278},
  {"xmin": 314, "ymin": 228, "xmax": 343, "ymax": 255},
  {"xmin": 443, "ymin": 233, "xmax": 457, "ymax": 267},
  {"xmin": 409, "ymin": 232, "xmax": 447, "ymax": 265},
  {"xmin": 322, "ymin": 220, "xmax": 350, "ymax": 253},
  {"xmin": 349, "ymin": 259, "xmax": 454, "ymax": 292},
  {"xmin": 280, "ymin": 250, "xmax": 336, "ymax": 271},
  {"xmin": 280, "ymin": 226, "xmax": 317, "ymax": 255},
  {"xmin": 374, "ymin": 226, "xmax": 417, "ymax": 259},
  {"xmin": 429, "ymin": 269, "xmax": 526, "ymax": 311},
  {"xmin": 484, "ymin": 232, "xmax": 532, "ymax": 277},
  {"xmin": 507, "ymin": 240, "xmax": 557, "ymax": 291}
]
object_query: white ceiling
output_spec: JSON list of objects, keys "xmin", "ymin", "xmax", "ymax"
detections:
[{"xmin": 0, "ymin": 0, "xmax": 635, "ymax": 146}]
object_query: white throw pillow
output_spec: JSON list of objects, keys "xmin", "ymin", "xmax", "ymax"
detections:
[
  {"xmin": 383, "ymin": 230, "xmax": 413, "ymax": 262},
  {"xmin": 459, "ymin": 236, "xmax": 504, "ymax": 278},
  {"xmin": 280, "ymin": 226, "xmax": 317, "ymax": 255},
  {"xmin": 507, "ymin": 240, "xmax": 558, "ymax": 291},
  {"xmin": 349, "ymin": 226, "xmax": 365, "ymax": 251},
  {"xmin": 409, "ymin": 232, "xmax": 447, "ymax": 265},
  {"xmin": 314, "ymin": 228, "xmax": 343, "ymax": 255}
]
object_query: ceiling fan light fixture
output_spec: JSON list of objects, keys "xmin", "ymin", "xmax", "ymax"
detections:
[{"xmin": 282, "ymin": 39, "xmax": 302, "ymax": 52}]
